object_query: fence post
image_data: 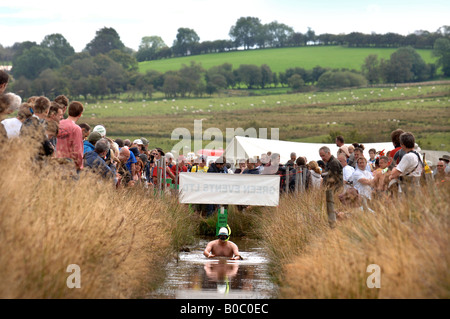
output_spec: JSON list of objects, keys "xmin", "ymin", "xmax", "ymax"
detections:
[
  {"xmin": 285, "ymin": 166, "xmax": 290, "ymax": 193},
  {"xmin": 163, "ymin": 156, "xmax": 167, "ymax": 193},
  {"xmin": 175, "ymin": 159, "xmax": 179, "ymax": 192},
  {"xmin": 157, "ymin": 158, "xmax": 162, "ymax": 193},
  {"xmin": 301, "ymin": 167, "xmax": 306, "ymax": 192},
  {"xmin": 295, "ymin": 168, "xmax": 300, "ymax": 194},
  {"xmin": 326, "ymin": 189, "xmax": 336, "ymax": 228},
  {"xmin": 299, "ymin": 168, "xmax": 303, "ymax": 192}
]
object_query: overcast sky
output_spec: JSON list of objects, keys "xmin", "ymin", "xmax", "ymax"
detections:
[{"xmin": 1, "ymin": 0, "xmax": 449, "ymax": 52}]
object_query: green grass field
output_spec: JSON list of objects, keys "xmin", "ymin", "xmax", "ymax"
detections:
[
  {"xmin": 78, "ymin": 83, "xmax": 450, "ymax": 152},
  {"xmin": 139, "ymin": 46, "xmax": 436, "ymax": 74}
]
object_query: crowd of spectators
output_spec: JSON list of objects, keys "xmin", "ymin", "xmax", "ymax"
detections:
[{"xmin": 1, "ymin": 69, "xmax": 449, "ymax": 216}]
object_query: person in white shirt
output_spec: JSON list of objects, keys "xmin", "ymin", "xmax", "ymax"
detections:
[
  {"xmin": 351, "ymin": 157, "xmax": 374, "ymax": 200},
  {"xmin": 338, "ymin": 153, "xmax": 355, "ymax": 190},
  {"xmin": 1, "ymin": 93, "xmax": 24, "ymax": 138},
  {"xmin": 2, "ymin": 104, "xmax": 32, "ymax": 138},
  {"xmin": 389, "ymin": 132, "xmax": 423, "ymax": 195}
]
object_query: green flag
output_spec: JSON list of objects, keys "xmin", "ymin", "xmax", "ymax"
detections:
[{"xmin": 216, "ymin": 207, "xmax": 228, "ymax": 236}]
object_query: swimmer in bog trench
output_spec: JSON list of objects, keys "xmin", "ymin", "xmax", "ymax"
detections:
[{"xmin": 204, "ymin": 227, "xmax": 243, "ymax": 260}]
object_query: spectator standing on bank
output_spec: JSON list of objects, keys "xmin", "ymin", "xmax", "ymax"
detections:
[
  {"xmin": 2, "ymin": 104, "xmax": 32, "ymax": 139},
  {"xmin": 438, "ymin": 155, "xmax": 450, "ymax": 174},
  {"xmin": 351, "ymin": 157, "xmax": 374, "ymax": 201},
  {"xmin": 335, "ymin": 135, "xmax": 345, "ymax": 148},
  {"xmin": 191, "ymin": 155, "xmax": 209, "ymax": 173},
  {"xmin": 84, "ymin": 138, "xmax": 117, "ymax": 184},
  {"xmin": 319, "ymin": 146, "xmax": 343, "ymax": 192},
  {"xmin": 295, "ymin": 156, "xmax": 311, "ymax": 191},
  {"xmin": 54, "ymin": 95, "xmax": 69, "ymax": 118},
  {"xmin": 338, "ymin": 153, "xmax": 355, "ymax": 190},
  {"xmin": 389, "ymin": 132, "xmax": 423, "ymax": 196},
  {"xmin": 56, "ymin": 101, "xmax": 84, "ymax": 171},
  {"xmin": 388, "ymin": 129, "xmax": 404, "ymax": 165},
  {"xmin": 243, "ymin": 159, "xmax": 260, "ymax": 174},
  {"xmin": 83, "ymin": 131, "xmax": 102, "ymax": 154},
  {"xmin": 433, "ymin": 160, "xmax": 449, "ymax": 187},
  {"xmin": 308, "ymin": 161, "xmax": 323, "ymax": 189}
]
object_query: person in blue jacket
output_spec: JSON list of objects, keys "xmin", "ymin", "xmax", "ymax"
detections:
[
  {"xmin": 83, "ymin": 131, "xmax": 102, "ymax": 154},
  {"xmin": 84, "ymin": 138, "xmax": 117, "ymax": 184}
]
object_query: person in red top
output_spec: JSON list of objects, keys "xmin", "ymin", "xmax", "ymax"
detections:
[
  {"xmin": 56, "ymin": 101, "xmax": 84, "ymax": 171},
  {"xmin": 170, "ymin": 155, "xmax": 188, "ymax": 184},
  {"xmin": 388, "ymin": 128, "xmax": 404, "ymax": 166}
]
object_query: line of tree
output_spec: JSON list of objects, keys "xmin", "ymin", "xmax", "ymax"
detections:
[
  {"xmin": 2, "ymin": 26, "xmax": 450, "ymax": 100},
  {"xmin": 1, "ymin": 19, "xmax": 449, "ymax": 65},
  {"xmin": 135, "ymin": 19, "xmax": 450, "ymax": 61},
  {"xmin": 8, "ymin": 38, "xmax": 441, "ymax": 101}
]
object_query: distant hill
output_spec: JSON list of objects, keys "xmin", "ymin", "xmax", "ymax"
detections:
[{"xmin": 139, "ymin": 46, "xmax": 435, "ymax": 74}]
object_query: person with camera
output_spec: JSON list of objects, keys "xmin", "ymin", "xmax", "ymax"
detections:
[{"xmin": 83, "ymin": 138, "xmax": 117, "ymax": 184}]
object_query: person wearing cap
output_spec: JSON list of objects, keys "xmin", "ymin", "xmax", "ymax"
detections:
[
  {"xmin": 83, "ymin": 131, "xmax": 102, "ymax": 154},
  {"xmin": 204, "ymin": 227, "xmax": 241, "ymax": 260},
  {"xmin": 337, "ymin": 145, "xmax": 350, "ymax": 160},
  {"xmin": 191, "ymin": 155, "xmax": 209, "ymax": 173},
  {"xmin": 140, "ymin": 137, "xmax": 149, "ymax": 152},
  {"xmin": 92, "ymin": 125, "xmax": 106, "ymax": 138},
  {"xmin": 165, "ymin": 152, "xmax": 175, "ymax": 168},
  {"xmin": 433, "ymin": 160, "xmax": 449, "ymax": 186},
  {"xmin": 132, "ymin": 138, "xmax": 143, "ymax": 147},
  {"xmin": 207, "ymin": 156, "xmax": 228, "ymax": 173}
]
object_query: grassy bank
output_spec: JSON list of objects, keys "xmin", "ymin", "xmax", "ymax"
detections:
[
  {"xmin": 260, "ymin": 186, "xmax": 450, "ymax": 298},
  {"xmin": 0, "ymin": 138, "xmax": 196, "ymax": 298}
]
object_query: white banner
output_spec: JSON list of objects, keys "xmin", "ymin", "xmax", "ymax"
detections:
[{"xmin": 179, "ymin": 173, "xmax": 280, "ymax": 206}]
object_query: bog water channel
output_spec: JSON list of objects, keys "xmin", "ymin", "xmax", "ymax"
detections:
[{"xmin": 148, "ymin": 238, "xmax": 278, "ymax": 299}]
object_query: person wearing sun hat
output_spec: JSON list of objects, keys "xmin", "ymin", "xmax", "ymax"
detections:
[
  {"xmin": 203, "ymin": 227, "xmax": 242, "ymax": 260},
  {"xmin": 140, "ymin": 137, "xmax": 149, "ymax": 150},
  {"xmin": 92, "ymin": 125, "xmax": 106, "ymax": 138}
]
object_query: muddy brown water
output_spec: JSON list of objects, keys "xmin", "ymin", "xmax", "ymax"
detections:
[{"xmin": 148, "ymin": 238, "xmax": 278, "ymax": 299}]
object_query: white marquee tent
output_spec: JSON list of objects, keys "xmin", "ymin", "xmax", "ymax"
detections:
[{"xmin": 224, "ymin": 136, "xmax": 395, "ymax": 164}]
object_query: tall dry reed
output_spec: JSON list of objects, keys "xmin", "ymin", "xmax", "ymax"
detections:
[
  {"xmin": 0, "ymin": 137, "xmax": 194, "ymax": 298},
  {"xmin": 261, "ymin": 186, "xmax": 449, "ymax": 298}
]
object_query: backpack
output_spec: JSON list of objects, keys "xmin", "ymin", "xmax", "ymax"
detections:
[{"xmin": 402, "ymin": 150, "xmax": 429, "ymax": 186}]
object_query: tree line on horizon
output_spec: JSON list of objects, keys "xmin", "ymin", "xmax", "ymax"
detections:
[
  {"xmin": 138, "ymin": 19, "xmax": 450, "ymax": 61},
  {"xmin": 1, "ymin": 19, "xmax": 449, "ymax": 100},
  {"xmin": 1, "ymin": 17, "xmax": 449, "ymax": 62}
]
